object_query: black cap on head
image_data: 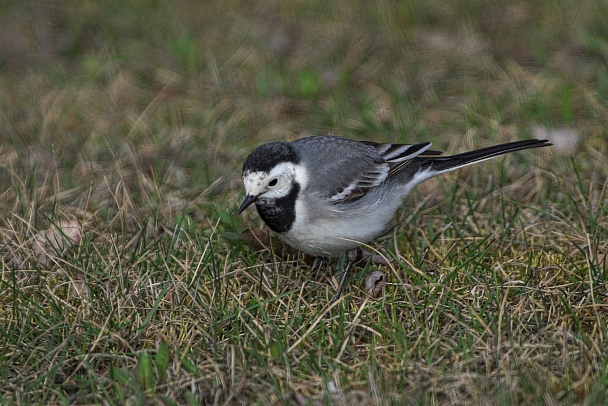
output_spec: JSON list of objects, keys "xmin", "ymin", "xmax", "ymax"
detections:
[{"xmin": 243, "ymin": 142, "xmax": 299, "ymax": 174}]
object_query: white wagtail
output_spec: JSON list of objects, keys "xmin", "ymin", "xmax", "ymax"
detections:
[{"xmin": 238, "ymin": 135, "xmax": 551, "ymax": 301}]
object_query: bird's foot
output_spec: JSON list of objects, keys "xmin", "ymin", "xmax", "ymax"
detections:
[
  {"xmin": 330, "ymin": 249, "xmax": 361, "ymax": 303},
  {"xmin": 311, "ymin": 256, "xmax": 329, "ymax": 282}
]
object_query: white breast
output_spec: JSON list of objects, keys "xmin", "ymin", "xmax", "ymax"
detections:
[{"xmin": 278, "ymin": 191, "xmax": 399, "ymax": 258}]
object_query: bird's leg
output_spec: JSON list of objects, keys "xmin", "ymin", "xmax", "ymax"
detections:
[
  {"xmin": 311, "ymin": 256, "xmax": 329, "ymax": 281},
  {"xmin": 311, "ymin": 257, "xmax": 324, "ymax": 272},
  {"xmin": 330, "ymin": 249, "xmax": 359, "ymax": 303}
]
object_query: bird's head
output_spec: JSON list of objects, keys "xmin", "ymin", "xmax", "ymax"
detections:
[{"xmin": 237, "ymin": 142, "xmax": 307, "ymax": 214}]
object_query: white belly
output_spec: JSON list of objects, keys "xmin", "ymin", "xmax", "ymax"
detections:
[{"xmin": 278, "ymin": 196, "xmax": 395, "ymax": 257}]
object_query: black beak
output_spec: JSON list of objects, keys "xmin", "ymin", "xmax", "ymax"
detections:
[{"xmin": 237, "ymin": 194, "xmax": 258, "ymax": 215}]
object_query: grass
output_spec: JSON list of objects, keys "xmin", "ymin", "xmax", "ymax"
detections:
[{"xmin": 1, "ymin": 0, "xmax": 608, "ymax": 404}]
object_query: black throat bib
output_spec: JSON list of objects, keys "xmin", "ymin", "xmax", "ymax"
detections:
[{"xmin": 255, "ymin": 183, "xmax": 300, "ymax": 233}]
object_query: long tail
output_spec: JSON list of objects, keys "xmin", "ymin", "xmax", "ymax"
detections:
[
  {"xmin": 422, "ymin": 139, "xmax": 551, "ymax": 173},
  {"xmin": 396, "ymin": 139, "xmax": 551, "ymax": 190}
]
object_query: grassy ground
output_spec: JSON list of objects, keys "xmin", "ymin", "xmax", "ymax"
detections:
[{"xmin": 1, "ymin": 0, "xmax": 607, "ymax": 404}]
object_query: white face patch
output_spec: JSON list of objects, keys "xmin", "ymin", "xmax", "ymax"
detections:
[
  {"xmin": 242, "ymin": 170, "xmax": 268, "ymax": 197},
  {"xmin": 293, "ymin": 164, "xmax": 309, "ymax": 190},
  {"xmin": 243, "ymin": 162, "xmax": 306, "ymax": 200}
]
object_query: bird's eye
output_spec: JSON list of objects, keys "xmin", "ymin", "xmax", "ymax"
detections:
[{"xmin": 268, "ymin": 178, "xmax": 278, "ymax": 187}]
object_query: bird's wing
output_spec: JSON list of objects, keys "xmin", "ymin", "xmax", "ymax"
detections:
[
  {"xmin": 293, "ymin": 136, "xmax": 439, "ymax": 203},
  {"xmin": 361, "ymin": 140, "xmax": 442, "ymax": 179}
]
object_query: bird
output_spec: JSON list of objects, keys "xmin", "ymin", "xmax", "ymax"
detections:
[{"xmin": 237, "ymin": 135, "xmax": 551, "ymax": 302}]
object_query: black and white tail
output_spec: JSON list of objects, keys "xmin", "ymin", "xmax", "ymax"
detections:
[{"xmin": 396, "ymin": 139, "xmax": 551, "ymax": 190}]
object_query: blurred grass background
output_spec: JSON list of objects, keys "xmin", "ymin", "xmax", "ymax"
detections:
[{"xmin": 0, "ymin": 0, "xmax": 607, "ymax": 404}]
